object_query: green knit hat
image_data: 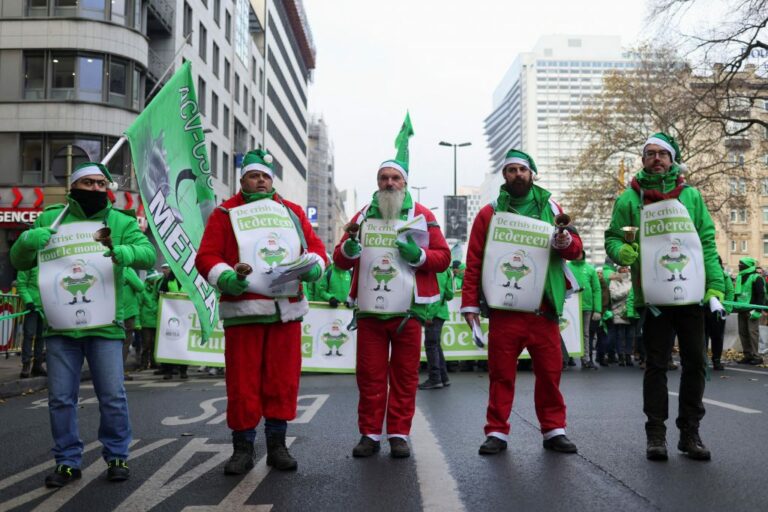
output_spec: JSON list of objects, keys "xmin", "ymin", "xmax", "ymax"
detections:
[
  {"xmin": 378, "ymin": 159, "xmax": 409, "ymax": 182},
  {"xmin": 241, "ymin": 149, "xmax": 275, "ymax": 178},
  {"xmin": 501, "ymin": 149, "xmax": 537, "ymax": 174},
  {"xmin": 739, "ymin": 256, "xmax": 757, "ymax": 269},
  {"xmin": 71, "ymin": 162, "xmax": 118, "ymax": 191},
  {"xmin": 644, "ymin": 132, "xmax": 681, "ymax": 164}
]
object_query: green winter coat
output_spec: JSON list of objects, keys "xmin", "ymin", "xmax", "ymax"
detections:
[
  {"xmin": 723, "ymin": 269, "xmax": 735, "ymax": 314},
  {"xmin": 122, "ymin": 267, "xmax": 144, "ymax": 320},
  {"xmin": 11, "ymin": 196, "xmax": 156, "ymax": 340},
  {"xmin": 139, "ymin": 275, "xmax": 163, "ymax": 328},
  {"xmin": 568, "ymin": 260, "xmax": 601, "ymax": 313},
  {"xmin": 604, "ymin": 168, "xmax": 724, "ymax": 305},
  {"xmin": 315, "ymin": 264, "xmax": 352, "ymax": 303},
  {"xmin": 427, "ymin": 269, "xmax": 455, "ymax": 321},
  {"xmin": 16, "ymin": 267, "xmax": 41, "ymax": 310}
]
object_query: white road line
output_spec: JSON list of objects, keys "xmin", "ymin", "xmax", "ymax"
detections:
[
  {"xmin": 411, "ymin": 407, "xmax": 466, "ymax": 512},
  {"xmin": 182, "ymin": 437, "xmax": 296, "ymax": 512},
  {"xmin": 0, "ymin": 441, "xmax": 101, "ymax": 492},
  {"xmin": 139, "ymin": 382, "xmax": 182, "ymax": 388},
  {"xmin": 668, "ymin": 392, "xmax": 762, "ymax": 414},
  {"xmin": 725, "ymin": 367, "xmax": 768, "ymax": 375}
]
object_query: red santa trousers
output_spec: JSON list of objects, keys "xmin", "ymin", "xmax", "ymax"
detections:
[
  {"xmin": 485, "ymin": 309, "xmax": 567, "ymax": 436},
  {"xmin": 224, "ymin": 321, "xmax": 302, "ymax": 431},
  {"xmin": 356, "ymin": 317, "xmax": 422, "ymax": 436}
]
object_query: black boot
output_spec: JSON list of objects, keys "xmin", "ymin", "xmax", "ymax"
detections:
[
  {"xmin": 646, "ymin": 434, "xmax": 668, "ymax": 461},
  {"xmin": 712, "ymin": 359, "xmax": 724, "ymax": 371},
  {"xmin": 266, "ymin": 431, "xmax": 298, "ymax": 471},
  {"xmin": 678, "ymin": 429, "xmax": 711, "ymax": 461},
  {"xmin": 224, "ymin": 438, "xmax": 255, "ymax": 475},
  {"xmin": 31, "ymin": 362, "xmax": 47, "ymax": 377},
  {"xmin": 20, "ymin": 361, "xmax": 31, "ymax": 379}
]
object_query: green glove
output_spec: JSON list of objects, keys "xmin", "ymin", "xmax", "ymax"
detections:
[
  {"xmin": 395, "ymin": 235, "xmax": 422, "ymax": 264},
  {"xmin": 750, "ymin": 310, "xmax": 762, "ymax": 320},
  {"xmin": 342, "ymin": 237, "xmax": 361, "ymax": 258},
  {"xmin": 20, "ymin": 227, "xmax": 55, "ymax": 251},
  {"xmin": 602, "ymin": 310, "xmax": 614, "ymax": 321},
  {"xmin": 703, "ymin": 289, "xmax": 724, "ymax": 303},
  {"xmin": 217, "ymin": 270, "xmax": 249, "ymax": 296},
  {"xmin": 617, "ymin": 243, "xmax": 639, "ymax": 266},
  {"xmin": 300, "ymin": 263, "xmax": 323, "ymax": 283},
  {"xmin": 104, "ymin": 245, "xmax": 135, "ymax": 266}
]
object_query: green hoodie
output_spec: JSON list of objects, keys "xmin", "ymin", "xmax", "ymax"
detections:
[
  {"xmin": 16, "ymin": 267, "xmax": 41, "ymax": 310},
  {"xmin": 10, "ymin": 196, "xmax": 156, "ymax": 339},
  {"xmin": 315, "ymin": 264, "xmax": 352, "ymax": 303},
  {"xmin": 139, "ymin": 275, "xmax": 163, "ymax": 328},
  {"xmin": 568, "ymin": 259, "xmax": 601, "ymax": 313},
  {"xmin": 604, "ymin": 167, "xmax": 724, "ymax": 305},
  {"xmin": 427, "ymin": 269, "xmax": 455, "ymax": 321},
  {"xmin": 494, "ymin": 185, "xmax": 569, "ymax": 316}
]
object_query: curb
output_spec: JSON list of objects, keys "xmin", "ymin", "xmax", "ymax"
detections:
[{"xmin": 0, "ymin": 371, "xmax": 92, "ymax": 400}]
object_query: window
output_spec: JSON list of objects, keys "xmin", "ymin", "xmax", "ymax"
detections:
[
  {"xmin": 212, "ymin": 43, "xmax": 220, "ymax": 77},
  {"xmin": 250, "ymin": 97, "xmax": 256, "ymax": 123},
  {"xmin": 762, "ymin": 178, "xmax": 768, "ymax": 195},
  {"xmin": 211, "ymin": 92, "xmax": 219, "ymax": 128},
  {"xmin": 741, "ymin": 240, "xmax": 749, "ymax": 253},
  {"xmin": 21, "ymin": 136, "xmax": 43, "ymax": 183},
  {"xmin": 234, "ymin": 74, "xmax": 240, "ymax": 103},
  {"xmin": 24, "ymin": 53, "xmax": 46, "ymax": 99},
  {"xmin": 223, "ymin": 152, "xmax": 230, "ymax": 185},
  {"xmin": 223, "ymin": 105, "xmax": 230, "ymax": 138},
  {"xmin": 729, "ymin": 178, "xmax": 747, "ymax": 195},
  {"xmin": 764, "ymin": 235, "xmax": 768, "ymax": 255},
  {"xmin": 201, "ymin": 0, "xmax": 207, "ymax": 7},
  {"xmin": 213, "ymin": 0, "xmax": 220, "ymax": 25},
  {"xmin": 50, "ymin": 54, "xmax": 75, "ymax": 100},
  {"xmin": 243, "ymin": 86, "xmax": 248, "ymax": 114},
  {"xmin": 252, "ymin": 58, "xmax": 257, "ymax": 83},
  {"xmin": 225, "ymin": 10, "xmax": 232, "ymax": 42},
  {"xmin": 108, "ymin": 58, "xmax": 128, "ymax": 106},
  {"xmin": 199, "ymin": 23, "xmax": 207, "ymax": 62},
  {"xmin": 198, "ymin": 77, "xmax": 206, "ymax": 115},
  {"xmin": 111, "ymin": 0, "xmax": 125, "ymax": 24},
  {"xmin": 258, "ymin": 106, "xmax": 263, "ymax": 131},
  {"xmin": 258, "ymin": 68, "xmax": 263, "ymax": 90},
  {"xmin": 27, "ymin": 0, "xmax": 48, "ymax": 16},
  {"xmin": 183, "ymin": 2, "xmax": 193, "ymax": 39},
  {"xmin": 250, "ymin": 135, "xmax": 255, "ymax": 150},
  {"xmin": 79, "ymin": 55, "xmax": 103, "ymax": 102},
  {"xmin": 132, "ymin": 67, "xmax": 140, "ymax": 110},
  {"xmin": 77, "ymin": 0, "xmax": 105, "ymax": 19},
  {"xmin": 731, "ymin": 240, "xmax": 737, "ymax": 252},
  {"xmin": 730, "ymin": 209, "xmax": 747, "ymax": 223},
  {"xmin": 763, "ymin": 207, "xmax": 768, "ymax": 223},
  {"xmin": 210, "ymin": 142, "xmax": 218, "ymax": 178},
  {"xmin": 224, "ymin": 59, "xmax": 230, "ymax": 91}
]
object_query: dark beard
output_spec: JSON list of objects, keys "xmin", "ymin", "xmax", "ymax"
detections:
[
  {"xmin": 70, "ymin": 188, "xmax": 108, "ymax": 217},
  {"xmin": 504, "ymin": 177, "xmax": 533, "ymax": 198}
]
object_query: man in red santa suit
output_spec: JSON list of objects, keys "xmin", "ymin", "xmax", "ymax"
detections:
[
  {"xmin": 196, "ymin": 149, "xmax": 326, "ymax": 474},
  {"xmin": 334, "ymin": 158, "xmax": 450, "ymax": 458},
  {"xmin": 461, "ymin": 149, "xmax": 582, "ymax": 455}
]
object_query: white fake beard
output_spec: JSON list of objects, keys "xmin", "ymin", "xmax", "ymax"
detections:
[{"xmin": 378, "ymin": 189, "xmax": 406, "ymax": 220}]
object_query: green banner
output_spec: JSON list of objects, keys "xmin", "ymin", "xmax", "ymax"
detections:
[
  {"xmin": 394, "ymin": 111, "xmax": 414, "ymax": 165},
  {"xmin": 125, "ymin": 62, "xmax": 218, "ymax": 341}
]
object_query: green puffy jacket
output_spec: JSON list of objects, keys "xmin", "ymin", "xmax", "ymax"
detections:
[
  {"xmin": 139, "ymin": 275, "xmax": 163, "ymax": 328},
  {"xmin": 315, "ymin": 264, "xmax": 352, "ymax": 303},
  {"xmin": 568, "ymin": 259, "xmax": 601, "ymax": 313},
  {"xmin": 122, "ymin": 267, "xmax": 144, "ymax": 320},
  {"xmin": 604, "ymin": 168, "xmax": 724, "ymax": 305},
  {"xmin": 427, "ymin": 269, "xmax": 455, "ymax": 321},
  {"xmin": 11, "ymin": 196, "xmax": 155, "ymax": 339},
  {"xmin": 16, "ymin": 267, "xmax": 41, "ymax": 310},
  {"xmin": 722, "ymin": 268, "xmax": 735, "ymax": 314}
]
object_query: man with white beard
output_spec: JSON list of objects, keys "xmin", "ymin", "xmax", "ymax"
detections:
[{"xmin": 333, "ymin": 159, "xmax": 450, "ymax": 458}]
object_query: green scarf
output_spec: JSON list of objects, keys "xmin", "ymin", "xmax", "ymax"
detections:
[
  {"xmin": 242, "ymin": 188, "xmax": 276, "ymax": 202},
  {"xmin": 496, "ymin": 186, "xmax": 543, "ymax": 218},
  {"xmin": 634, "ymin": 165, "xmax": 681, "ymax": 194}
]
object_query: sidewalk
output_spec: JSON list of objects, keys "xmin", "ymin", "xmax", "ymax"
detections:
[{"xmin": 0, "ymin": 352, "xmax": 91, "ymax": 400}]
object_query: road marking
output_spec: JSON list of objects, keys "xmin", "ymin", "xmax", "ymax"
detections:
[
  {"xmin": 140, "ymin": 381, "xmax": 182, "ymax": 388},
  {"xmin": 182, "ymin": 437, "xmax": 296, "ymax": 512},
  {"xmin": 162, "ymin": 397, "xmax": 228, "ymax": 426},
  {"xmin": 0, "ymin": 441, "xmax": 100, "ymax": 492},
  {"xmin": 114, "ymin": 438, "xmax": 231, "ymax": 512},
  {"xmin": 669, "ymin": 392, "xmax": 762, "ymax": 414},
  {"xmin": 161, "ymin": 395, "xmax": 330, "ymax": 426},
  {"xmin": 411, "ymin": 407, "xmax": 465, "ymax": 512},
  {"xmin": 725, "ymin": 367, "xmax": 768, "ymax": 375},
  {"xmin": 290, "ymin": 395, "xmax": 329, "ymax": 424}
]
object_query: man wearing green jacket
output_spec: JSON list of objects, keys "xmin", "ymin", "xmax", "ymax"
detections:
[
  {"xmin": 315, "ymin": 263, "xmax": 352, "ymax": 308},
  {"xmin": 419, "ymin": 268, "xmax": 454, "ymax": 389},
  {"xmin": 733, "ymin": 256, "xmax": 765, "ymax": 365},
  {"xmin": 17, "ymin": 267, "xmax": 46, "ymax": 378},
  {"xmin": 139, "ymin": 270, "xmax": 163, "ymax": 370},
  {"xmin": 568, "ymin": 251, "xmax": 601, "ymax": 369},
  {"xmin": 11, "ymin": 162, "xmax": 156, "ymax": 487},
  {"xmin": 705, "ymin": 257, "xmax": 735, "ymax": 370},
  {"xmin": 122, "ymin": 267, "xmax": 144, "ymax": 380},
  {"xmin": 605, "ymin": 133, "xmax": 724, "ymax": 462}
]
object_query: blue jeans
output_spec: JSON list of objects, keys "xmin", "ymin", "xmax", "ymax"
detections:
[{"xmin": 46, "ymin": 336, "xmax": 132, "ymax": 468}]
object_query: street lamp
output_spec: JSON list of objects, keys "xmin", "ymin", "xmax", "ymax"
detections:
[
  {"xmin": 411, "ymin": 185, "xmax": 427, "ymax": 202},
  {"xmin": 438, "ymin": 141, "xmax": 472, "ymax": 196}
]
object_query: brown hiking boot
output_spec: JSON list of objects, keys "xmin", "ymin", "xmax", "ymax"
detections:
[
  {"xmin": 352, "ymin": 436, "xmax": 381, "ymax": 457},
  {"xmin": 678, "ymin": 429, "xmax": 711, "ymax": 461}
]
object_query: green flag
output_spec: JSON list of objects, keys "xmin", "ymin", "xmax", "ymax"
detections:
[
  {"xmin": 394, "ymin": 111, "xmax": 414, "ymax": 164},
  {"xmin": 125, "ymin": 61, "xmax": 218, "ymax": 341}
]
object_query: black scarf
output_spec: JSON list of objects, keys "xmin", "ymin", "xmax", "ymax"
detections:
[{"xmin": 70, "ymin": 189, "xmax": 108, "ymax": 218}]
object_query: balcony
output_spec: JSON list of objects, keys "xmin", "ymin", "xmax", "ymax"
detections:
[{"xmin": 147, "ymin": 0, "xmax": 174, "ymax": 37}]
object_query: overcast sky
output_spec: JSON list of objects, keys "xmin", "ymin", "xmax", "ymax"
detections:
[{"xmin": 303, "ymin": 0, "xmax": 651, "ymax": 219}]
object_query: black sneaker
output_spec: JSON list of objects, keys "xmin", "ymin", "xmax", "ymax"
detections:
[
  {"xmin": 107, "ymin": 459, "xmax": 130, "ymax": 481},
  {"xmin": 646, "ymin": 436, "xmax": 668, "ymax": 461},
  {"xmin": 352, "ymin": 436, "xmax": 381, "ymax": 458},
  {"xmin": 418, "ymin": 379, "xmax": 443, "ymax": 390},
  {"xmin": 45, "ymin": 464, "xmax": 82, "ymax": 488},
  {"xmin": 478, "ymin": 436, "xmax": 507, "ymax": 455},
  {"xmin": 441, "ymin": 378, "xmax": 451, "ymax": 387},
  {"xmin": 389, "ymin": 437, "xmax": 411, "ymax": 458},
  {"xmin": 678, "ymin": 430, "xmax": 711, "ymax": 461},
  {"xmin": 543, "ymin": 435, "xmax": 578, "ymax": 453}
]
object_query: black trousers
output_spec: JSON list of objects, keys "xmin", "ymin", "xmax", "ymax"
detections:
[
  {"xmin": 704, "ymin": 312, "xmax": 725, "ymax": 362},
  {"xmin": 641, "ymin": 305, "xmax": 706, "ymax": 435}
]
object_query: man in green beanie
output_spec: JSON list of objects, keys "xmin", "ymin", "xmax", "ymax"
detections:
[
  {"xmin": 196, "ymin": 149, "xmax": 327, "ymax": 474},
  {"xmin": 605, "ymin": 133, "xmax": 724, "ymax": 462},
  {"xmin": 11, "ymin": 161, "xmax": 156, "ymax": 487},
  {"xmin": 733, "ymin": 256, "xmax": 765, "ymax": 365}
]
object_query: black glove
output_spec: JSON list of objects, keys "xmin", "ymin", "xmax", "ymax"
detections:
[
  {"xmin": 25, "ymin": 302, "xmax": 35, "ymax": 311},
  {"xmin": 328, "ymin": 297, "xmax": 340, "ymax": 308}
]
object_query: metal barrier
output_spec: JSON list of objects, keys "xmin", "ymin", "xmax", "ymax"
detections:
[{"xmin": 0, "ymin": 294, "xmax": 26, "ymax": 356}]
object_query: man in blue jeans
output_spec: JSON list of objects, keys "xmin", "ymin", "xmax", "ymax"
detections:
[{"xmin": 11, "ymin": 162, "xmax": 155, "ymax": 487}]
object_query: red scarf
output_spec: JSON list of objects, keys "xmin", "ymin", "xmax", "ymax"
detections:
[{"xmin": 630, "ymin": 176, "xmax": 686, "ymax": 204}]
